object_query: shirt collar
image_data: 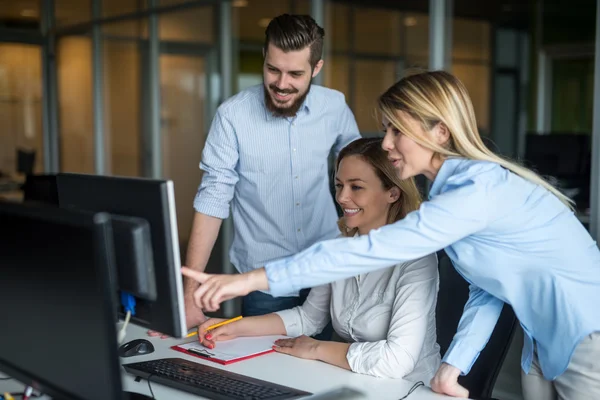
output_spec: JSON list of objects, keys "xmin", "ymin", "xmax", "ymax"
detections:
[
  {"xmin": 261, "ymin": 85, "xmax": 313, "ymax": 122},
  {"xmin": 428, "ymin": 158, "xmax": 464, "ymax": 199}
]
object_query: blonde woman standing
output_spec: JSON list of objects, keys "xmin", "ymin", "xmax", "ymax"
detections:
[{"xmin": 183, "ymin": 71, "xmax": 600, "ymax": 400}]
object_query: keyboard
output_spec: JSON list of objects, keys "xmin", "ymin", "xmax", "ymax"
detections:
[{"xmin": 123, "ymin": 357, "xmax": 311, "ymax": 400}]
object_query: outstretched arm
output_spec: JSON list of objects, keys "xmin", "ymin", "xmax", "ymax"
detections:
[{"xmin": 182, "ymin": 179, "xmax": 490, "ymax": 311}]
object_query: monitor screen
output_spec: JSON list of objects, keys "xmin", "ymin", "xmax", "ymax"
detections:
[
  {"xmin": 0, "ymin": 202, "xmax": 124, "ymax": 400},
  {"xmin": 56, "ymin": 173, "xmax": 187, "ymax": 338}
]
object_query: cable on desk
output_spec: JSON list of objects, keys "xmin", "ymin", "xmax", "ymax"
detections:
[
  {"xmin": 118, "ymin": 292, "xmax": 137, "ymax": 345},
  {"xmin": 147, "ymin": 374, "xmax": 156, "ymax": 399},
  {"xmin": 398, "ymin": 381, "xmax": 424, "ymax": 400}
]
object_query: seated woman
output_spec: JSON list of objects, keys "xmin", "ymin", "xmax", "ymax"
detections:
[{"xmin": 196, "ymin": 137, "xmax": 441, "ymax": 381}]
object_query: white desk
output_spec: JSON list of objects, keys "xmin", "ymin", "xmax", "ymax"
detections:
[
  {"xmin": 1, "ymin": 324, "xmax": 463, "ymax": 400},
  {"xmin": 120, "ymin": 325, "xmax": 459, "ymax": 400}
]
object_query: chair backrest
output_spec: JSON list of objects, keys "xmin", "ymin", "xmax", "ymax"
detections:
[{"xmin": 435, "ymin": 250, "xmax": 518, "ymax": 399}]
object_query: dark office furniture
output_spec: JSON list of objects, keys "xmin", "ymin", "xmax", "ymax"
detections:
[
  {"xmin": 524, "ymin": 133, "xmax": 591, "ymax": 211},
  {"xmin": 524, "ymin": 133, "xmax": 589, "ymax": 178},
  {"xmin": 22, "ymin": 173, "xmax": 59, "ymax": 205},
  {"xmin": 17, "ymin": 148, "xmax": 36, "ymax": 175},
  {"xmin": 436, "ymin": 250, "xmax": 518, "ymax": 400}
]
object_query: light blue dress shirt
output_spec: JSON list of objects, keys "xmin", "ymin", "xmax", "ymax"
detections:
[
  {"xmin": 265, "ymin": 158, "xmax": 600, "ymax": 380},
  {"xmin": 194, "ymin": 84, "xmax": 360, "ymax": 291}
]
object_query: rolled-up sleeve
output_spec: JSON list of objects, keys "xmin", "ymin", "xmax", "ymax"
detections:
[
  {"xmin": 346, "ymin": 255, "xmax": 439, "ymax": 379},
  {"xmin": 275, "ymin": 284, "xmax": 332, "ymax": 338},
  {"xmin": 193, "ymin": 109, "xmax": 239, "ymax": 219}
]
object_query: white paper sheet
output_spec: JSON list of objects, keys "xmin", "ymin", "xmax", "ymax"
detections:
[{"xmin": 176, "ymin": 335, "xmax": 289, "ymax": 363}]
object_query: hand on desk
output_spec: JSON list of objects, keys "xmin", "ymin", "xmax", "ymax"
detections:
[
  {"xmin": 272, "ymin": 335, "xmax": 320, "ymax": 361},
  {"xmin": 181, "ymin": 267, "xmax": 269, "ymax": 312},
  {"xmin": 430, "ymin": 363, "xmax": 469, "ymax": 398}
]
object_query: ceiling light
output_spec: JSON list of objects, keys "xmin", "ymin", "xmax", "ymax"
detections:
[
  {"xmin": 233, "ymin": 0, "xmax": 248, "ymax": 7},
  {"xmin": 258, "ymin": 18, "xmax": 271, "ymax": 28},
  {"xmin": 404, "ymin": 16, "xmax": 417, "ymax": 27}
]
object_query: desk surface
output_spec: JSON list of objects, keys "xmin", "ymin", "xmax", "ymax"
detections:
[
  {"xmin": 122, "ymin": 325, "xmax": 459, "ymax": 400},
  {"xmin": 1, "ymin": 324, "xmax": 463, "ymax": 400}
]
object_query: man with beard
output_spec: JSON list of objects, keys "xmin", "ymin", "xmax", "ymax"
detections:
[{"xmin": 181, "ymin": 14, "xmax": 360, "ymax": 330}]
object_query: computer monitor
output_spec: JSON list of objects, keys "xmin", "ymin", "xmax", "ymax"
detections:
[
  {"xmin": 19, "ymin": 174, "xmax": 157, "ymax": 300},
  {"xmin": 0, "ymin": 201, "xmax": 124, "ymax": 400},
  {"xmin": 56, "ymin": 173, "xmax": 187, "ymax": 338},
  {"xmin": 111, "ymin": 215, "xmax": 157, "ymax": 301}
]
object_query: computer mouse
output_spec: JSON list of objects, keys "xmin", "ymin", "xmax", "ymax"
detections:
[{"xmin": 118, "ymin": 339, "xmax": 155, "ymax": 358}]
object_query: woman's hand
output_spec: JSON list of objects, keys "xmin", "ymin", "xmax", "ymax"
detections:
[
  {"xmin": 197, "ymin": 318, "xmax": 239, "ymax": 349},
  {"xmin": 272, "ymin": 335, "xmax": 321, "ymax": 360},
  {"xmin": 181, "ymin": 267, "xmax": 268, "ymax": 312},
  {"xmin": 430, "ymin": 363, "xmax": 469, "ymax": 398}
]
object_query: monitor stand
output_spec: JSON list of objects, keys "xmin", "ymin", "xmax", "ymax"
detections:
[{"xmin": 124, "ymin": 391, "xmax": 154, "ymax": 400}]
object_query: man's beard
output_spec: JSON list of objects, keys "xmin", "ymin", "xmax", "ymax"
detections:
[{"xmin": 264, "ymin": 80, "xmax": 312, "ymax": 118}]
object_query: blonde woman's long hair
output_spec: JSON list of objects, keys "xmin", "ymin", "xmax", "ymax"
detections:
[
  {"xmin": 335, "ymin": 137, "xmax": 423, "ymax": 237},
  {"xmin": 377, "ymin": 70, "xmax": 574, "ymax": 209}
]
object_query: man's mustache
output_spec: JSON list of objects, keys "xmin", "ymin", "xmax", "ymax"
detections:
[{"xmin": 269, "ymin": 84, "xmax": 298, "ymax": 94}]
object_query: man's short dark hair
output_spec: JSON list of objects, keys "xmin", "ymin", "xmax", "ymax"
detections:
[{"xmin": 264, "ymin": 14, "xmax": 325, "ymax": 69}]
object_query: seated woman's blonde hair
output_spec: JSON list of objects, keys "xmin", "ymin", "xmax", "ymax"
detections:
[{"xmin": 335, "ymin": 137, "xmax": 422, "ymax": 237}]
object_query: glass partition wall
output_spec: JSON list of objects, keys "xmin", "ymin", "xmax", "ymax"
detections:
[
  {"xmin": 0, "ymin": 0, "xmax": 503, "ymax": 265},
  {"xmin": 54, "ymin": 3, "xmax": 218, "ymax": 248}
]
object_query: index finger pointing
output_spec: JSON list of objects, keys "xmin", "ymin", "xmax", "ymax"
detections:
[{"xmin": 181, "ymin": 267, "xmax": 210, "ymax": 283}]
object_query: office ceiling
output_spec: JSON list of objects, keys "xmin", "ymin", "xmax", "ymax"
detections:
[{"xmin": 0, "ymin": 0, "xmax": 595, "ymax": 33}]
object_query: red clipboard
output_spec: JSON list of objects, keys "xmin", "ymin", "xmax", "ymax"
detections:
[{"xmin": 171, "ymin": 343, "xmax": 275, "ymax": 365}]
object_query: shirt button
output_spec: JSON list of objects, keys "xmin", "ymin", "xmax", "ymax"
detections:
[
  {"xmin": 295, "ymin": 176, "xmax": 299, "ymax": 179},
  {"xmin": 296, "ymin": 202, "xmax": 300, "ymax": 206},
  {"xmin": 293, "ymin": 148, "xmax": 296, "ymax": 152},
  {"xmin": 297, "ymin": 228, "xmax": 301, "ymax": 232}
]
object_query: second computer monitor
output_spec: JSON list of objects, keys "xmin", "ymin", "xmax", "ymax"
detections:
[
  {"xmin": 57, "ymin": 173, "xmax": 187, "ymax": 338},
  {"xmin": 0, "ymin": 202, "xmax": 124, "ymax": 400}
]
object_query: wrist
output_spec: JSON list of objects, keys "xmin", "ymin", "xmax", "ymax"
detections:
[
  {"xmin": 313, "ymin": 340, "xmax": 325, "ymax": 361},
  {"xmin": 441, "ymin": 362, "xmax": 462, "ymax": 379},
  {"xmin": 247, "ymin": 268, "xmax": 269, "ymax": 292}
]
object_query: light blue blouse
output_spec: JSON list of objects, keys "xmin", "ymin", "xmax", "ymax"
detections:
[{"xmin": 265, "ymin": 158, "xmax": 600, "ymax": 380}]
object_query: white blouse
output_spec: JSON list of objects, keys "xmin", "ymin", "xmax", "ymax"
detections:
[{"xmin": 275, "ymin": 252, "xmax": 441, "ymax": 381}]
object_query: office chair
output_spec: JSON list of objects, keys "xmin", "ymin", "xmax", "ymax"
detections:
[{"xmin": 435, "ymin": 250, "xmax": 518, "ymax": 400}]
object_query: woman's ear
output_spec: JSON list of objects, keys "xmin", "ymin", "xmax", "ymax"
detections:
[
  {"xmin": 434, "ymin": 122, "xmax": 451, "ymax": 146},
  {"xmin": 388, "ymin": 187, "xmax": 401, "ymax": 203}
]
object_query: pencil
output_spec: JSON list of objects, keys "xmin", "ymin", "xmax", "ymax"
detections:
[{"xmin": 186, "ymin": 316, "xmax": 243, "ymax": 337}]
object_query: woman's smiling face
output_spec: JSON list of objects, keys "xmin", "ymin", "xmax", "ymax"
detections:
[{"xmin": 335, "ymin": 155, "xmax": 399, "ymax": 235}]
